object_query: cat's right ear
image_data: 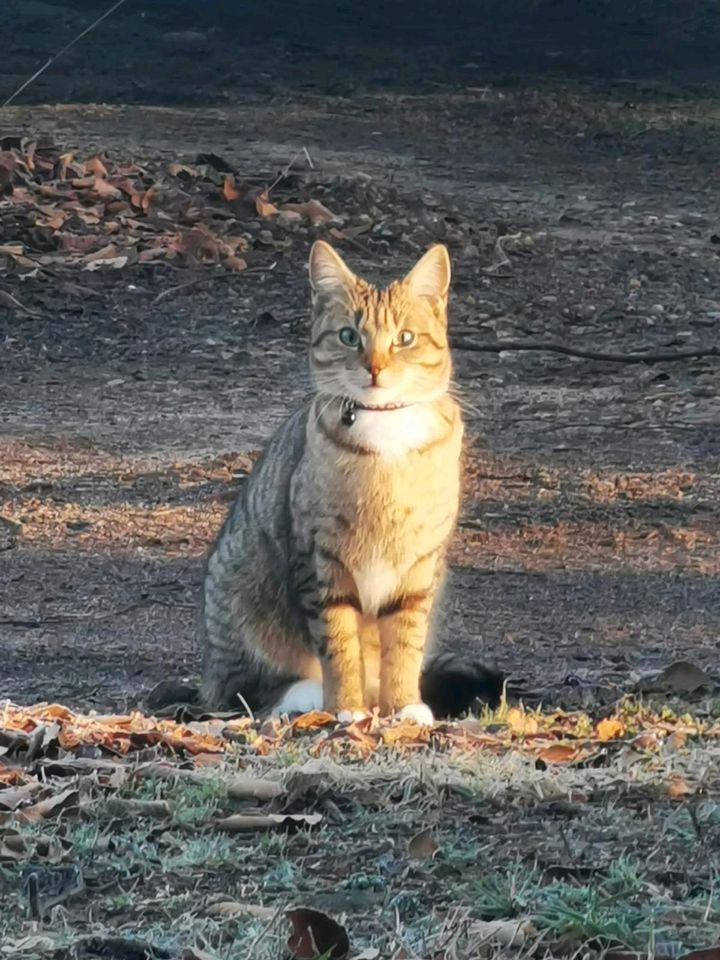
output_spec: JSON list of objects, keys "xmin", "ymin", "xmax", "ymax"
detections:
[{"xmin": 308, "ymin": 241, "xmax": 356, "ymax": 296}]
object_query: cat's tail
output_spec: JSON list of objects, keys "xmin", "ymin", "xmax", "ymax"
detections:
[{"xmin": 420, "ymin": 652, "xmax": 504, "ymax": 717}]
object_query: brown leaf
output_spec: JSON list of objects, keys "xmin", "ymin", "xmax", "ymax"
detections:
[
  {"xmin": 215, "ymin": 813, "xmax": 322, "ymax": 833},
  {"xmin": 291, "ymin": 711, "xmax": 337, "ymax": 731},
  {"xmin": 506, "ymin": 707, "xmax": 539, "ymax": 736},
  {"xmin": 256, "ymin": 191, "xmax": 279, "ymax": 218},
  {"xmin": 90, "ymin": 177, "xmax": 123, "ymax": 199},
  {"xmin": 281, "ymin": 200, "xmax": 338, "ymax": 225},
  {"xmin": 380, "ymin": 719, "xmax": 432, "ymax": 745},
  {"xmin": 224, "ymin": 254, "xmax": 248, "ymax": 272},
  {"xmin": 535, "ymin": 743, "xmax": 581, "ymax": 764},
  {"xmin": 84, "ymin": 156, "xmax": 108, "ymax": 178},
  {"xmin": 286, "ymin": 907, "xmax": 350, "ymax": 959},
  {"xmin": 656, "ymin": 661, "xmax": 712, "ymax": 694},
  {"xmin": 596, "ymin": 717, "xmax": 624, "ymax": 741},
  {"xmin": 223, "ymin": 175, "xmax": 241, "ymax": 201},
  {"xmin": 182, "ymin": 949, "xmax": 217, "ymax": 960},
  {"xmin": 678, "ymin": 948, "xmax": 720, "ymax": 960},
  {"xmin": 226, "ymin": 776, "xmax": 284, "ymax": 801},
  {"xmin": 104, "ymin": 798, "xmax": 173, "ymax": 819},
  {"xmin": 0, "ymin": 782, "xmax": 43, "ymax": 811},
  {"xmin": 666, "ymin": 775, "xmax": 694, "ymax": 799},
  {"xmin": 207, "ymin": 901, "xmax": 276, "ymax": 920},
  {"xmin": 407, "ymin": 827, "xmax": 439, "ymax": 860},
  {"xmin": 468, "ymin": 918, "xmax": 537, "ymax": 947},
  {"xmin": 16, "ymin": 787, "xmax": 79, "ymax": 822}
]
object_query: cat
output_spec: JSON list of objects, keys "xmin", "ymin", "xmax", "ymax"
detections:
[{"xmin": 200, "ymin": 240, "xmax": 466, "ymax": 724}]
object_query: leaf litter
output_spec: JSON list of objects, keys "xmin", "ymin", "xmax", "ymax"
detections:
[
  {"xmin": 0, "ymin": 697, "xmax": 720, "ymax": 958},
  {"xmin": 0, "ymin": 138, "xmax": 345, "ymax": 301}
]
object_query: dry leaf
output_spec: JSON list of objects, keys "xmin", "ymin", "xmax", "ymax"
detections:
[
  {"xmin": 215, "ymin": 813, "xmax": 322, "ymax": 833},
  {"xmin": 468, "ymin": 917, "xmax": 537, "ymax": 947},
  {"xmin": 83, "ymin": 255, "xmax": 129, "ymax": 271},
  {"xmin": 223, "ymin": 175, "xmax": 241, "ymax": 201},
  {"xmin": 224, "ymin": 254, "xmax": 248, "ymax": 272},
  {"xmin": 226, "ymin": 776, "xmax": 284, "ymax": 801},
  {"xmin": 291, "ymin": 711, "xmax": 337, "ymax": 731},
  {"xmin": 506, "ymin": 707, "xmax": 539, "ymax": 736},
  {"xmin": 666, "ymin": 775, "xmax": 694, "ymax": 799},
  {"xmin": 535, "ymin": 743, "xmax": 580, "ymax": 764},
  {"xmin": 207, "ymin": 901, "xmax": 276, "ymax": 920},
  {"xmin": 104, "ymin": 798, "xmax": 173, "ymax": 819},
  {"xmin": 596, "ymin": 717, "xmax": 624, "ymax": 741},
  {"xmin": 255, "ymin": 191, "xmax": 279, "ymax": 218},
  {"xmin": 0, "ymin": 782, "xmax": 43, "ymax": 811},
  {"xmin": 286, "ymin": 907, "xmax": 350, "ymax": 960},
  {"xmin": 656, "ymin": 661, "xmax": 712, "ymax": 694},
  {"xmin": 281, "ymin": 200, "xmax": 337, "ymax": 225},
  {"xmin": 84, "ymin": 156, "xmax": 108, "ymax": 178},
  {"xmin": 182, "ymin": 948, "xmax": 217, "ymax": 960},
  {"xmin": 207, "ymin": 900, "xmax": 276, "ymax": 920},
  {"xmin": 407, "ymin": 827, "xmax": 439, "ymax": 860},
  {"xmin": 678, "ymin": 948, "xmax": 720, "ymax": 960},
  {"xmin": 16, "ymin": 788, "xmax": 79, "ymax": 822}
]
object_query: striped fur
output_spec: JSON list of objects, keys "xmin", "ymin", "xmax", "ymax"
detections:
[{"xmin": 201, "ymin": 242, "xmax": 463, "ymax": 720}]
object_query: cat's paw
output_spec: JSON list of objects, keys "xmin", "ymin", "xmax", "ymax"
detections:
[
  {"xmin": 337, "ymin": 709, "xmax": 369, "ymax": 724},
  {"xmin": 397, "ymin": 703, "xmax": 434, "ymax": 726},
  {"xmin": 272, "ymin": 680, "xmax": 324, "ymax": 717}
]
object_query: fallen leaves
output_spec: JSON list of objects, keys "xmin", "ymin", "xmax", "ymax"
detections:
[
  {"xmin": 407, "ymin": 827, "xmax": 439, "ymax": 860},
  {"xmin": 286, "ymin": 908, "xmax": 350, "ymax": 960},
  {"xmin": 596, "ymin": 717, "xmax": 625, "ymax": 741},
  {"xmin": 215, "ymin": 813, "xmax": 322, "ymax": 833},
  {"xmin": 0, "ymin": 139, "xmax": 345, "ymax": 293},
  {"xmin": 468, "ymin": 917, "xmax": 537, "ymax": 947}
]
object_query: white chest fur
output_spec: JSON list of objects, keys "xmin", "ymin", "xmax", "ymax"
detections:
[
  {"xmin": 350, "ymin": 405, "xmax": 435, "ymax": 459},
  {"xmin": 353, "ymin": 557, "xmax": 399, "ymax": 616}
]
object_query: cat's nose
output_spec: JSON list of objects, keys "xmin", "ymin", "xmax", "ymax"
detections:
[{"xmin": 370, "ymin": 364, "xmax": 381, "ymax": 386}]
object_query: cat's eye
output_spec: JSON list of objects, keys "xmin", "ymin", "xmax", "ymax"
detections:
[
  {"xmin": 339, "ymin": 327, "xmax": 360, "ymax": 348},
  {"xmin": 396, "ymin": 329, "xmax": 415, "ymax": 347}
]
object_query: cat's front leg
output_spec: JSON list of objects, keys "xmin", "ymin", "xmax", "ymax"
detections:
[
  {"xmin": 317, "ymin": 601, "xmax": 366, "ymax": 721},
  {"xmin": 379, "ymin": 594, "xmax": 435, "ymax": 725}
]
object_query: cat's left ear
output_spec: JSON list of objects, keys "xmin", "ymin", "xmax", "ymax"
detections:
[{"xmin": 404, "ymin": 244, "xmax": 451, "ymax": 304}]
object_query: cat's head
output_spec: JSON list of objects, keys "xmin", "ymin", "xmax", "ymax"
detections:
[{"xmin": 308, "ymin": 241, "xmax": 452, "ymax": 407}]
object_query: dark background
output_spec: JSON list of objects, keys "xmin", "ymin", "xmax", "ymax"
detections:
[{"xmin": 3, "ymin": 0, "xmax": 720, "ymax": 106}]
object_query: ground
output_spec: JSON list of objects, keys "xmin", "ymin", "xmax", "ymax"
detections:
[{"xmin": 2, "ymin": 1, "xmax": 720, "ymax": 956}]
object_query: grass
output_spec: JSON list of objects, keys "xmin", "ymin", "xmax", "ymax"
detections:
[{"xmin": 1, "ymin": 703, "xmax": 719, "ymax": 959}]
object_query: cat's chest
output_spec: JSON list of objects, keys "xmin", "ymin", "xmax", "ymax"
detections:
[{"xmin": 347, "ymin": 406, "xmax": 435, "ymax": 458}]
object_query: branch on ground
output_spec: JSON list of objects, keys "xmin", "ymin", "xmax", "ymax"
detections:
[{"xmin": 453, "ymin": 337, "xmax": 720, "ymax": 364}]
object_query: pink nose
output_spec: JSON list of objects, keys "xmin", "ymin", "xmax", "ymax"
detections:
[{"xmin": 370, "ymin": 365, "xmax": 380, "ymax": 386}]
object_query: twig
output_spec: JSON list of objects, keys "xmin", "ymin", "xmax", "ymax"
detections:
[
  {"xmin": 152, "ymin": 264, "xmax": 276, "ymax": 304},
  {"xmin": 153, "ymin": 273, "xmax": 232, "ymax": 304},
  {"xmin": 0, "ymin": 597, "xmax": 193, "ymax": 628},
  {"xmin": 2, "ymin": 0, "xmax": 129, "ymax": 107},
  {"xmin": 453, "ymin": 336, "xmax": 720, "ymax": 365},
  {"xmin": 0, "ymin": 289, "xmax": 41, "ymax": 318},
  {"xmin": 266, "ymin": 146, "xmax": 314, "ymax": 195}
]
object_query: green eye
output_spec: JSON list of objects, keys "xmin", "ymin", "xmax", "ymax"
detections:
[
  {"xmin": 339, "ymin": 327, "xmax": 360, "ymax": 348},
  {"xmin": 396, "ymin": 329, "xmax": 415, "ymax": 347}
]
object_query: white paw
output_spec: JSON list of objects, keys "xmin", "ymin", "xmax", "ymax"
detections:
[
  {"xmin": 337, "ymin": 709, "xmax": 369, "ymax": 724},
  {"xmin": 398, "ymin": 703, "xmax": 434, "ymax": 726},
  {"xmin": 272, "ymin": 680, "xmax": 324, "ymax": 717}
]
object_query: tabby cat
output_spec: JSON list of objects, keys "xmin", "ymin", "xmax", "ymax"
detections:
[{"xmin": 201, "ymin": 241, "xmax": 463, "ymax": 723}]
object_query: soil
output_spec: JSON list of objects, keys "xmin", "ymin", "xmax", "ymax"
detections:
[{"xmin": 1, "ymin": 1, "xmax": 720, "ymax": 716}]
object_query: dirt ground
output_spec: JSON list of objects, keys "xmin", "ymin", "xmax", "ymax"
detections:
[
  {"xmin": 2, "ymin": 5, "xmax": 720, "ymax": 958},
  {"xmin": 2, "ymin": 59, "xmax": 720, "ymax": 714}
]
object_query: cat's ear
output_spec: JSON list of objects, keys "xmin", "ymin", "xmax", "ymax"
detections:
[
  {"xmin": 308, "ymin": 241, "xmax": 356, "ymax": 296},
  {"xmin": 404, "ymin": 244, "xmax": 451, "ymax": 303}
]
